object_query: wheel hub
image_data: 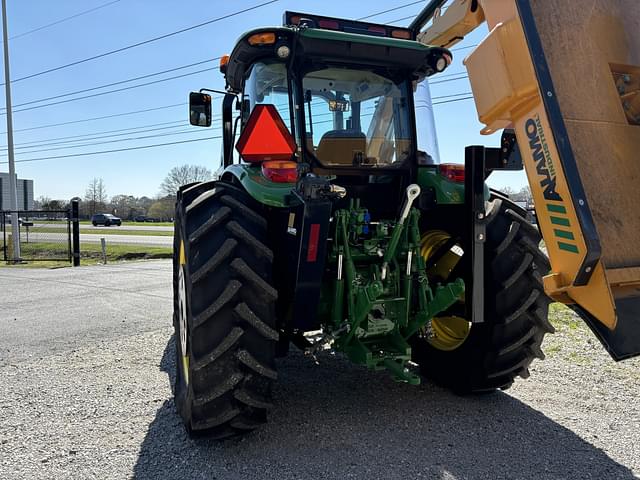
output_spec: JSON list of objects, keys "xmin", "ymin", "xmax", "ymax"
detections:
[{"xmin": 421, "ymin": 230, "xmax": 470, "ymax": 351}]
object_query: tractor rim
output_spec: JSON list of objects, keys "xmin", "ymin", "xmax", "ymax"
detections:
[
  {"xmin": 421, "ymin": 230, "xmax": 471, "ymax": 351},
  {"xmin": 178, "ymin": 240, "xmax": 189, "ymax": 384}
]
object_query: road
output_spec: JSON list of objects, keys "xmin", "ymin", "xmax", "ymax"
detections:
[{"xmin": 1, "ymin": 261, "xmax": 639, "ymax": 479}]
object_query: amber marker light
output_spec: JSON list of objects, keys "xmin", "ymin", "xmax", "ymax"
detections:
[{"xmin": 248, "ymin": 32, "xmax": 276, "ymax": 45}]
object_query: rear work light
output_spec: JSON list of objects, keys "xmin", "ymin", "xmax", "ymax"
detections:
[
  {"xmin": 439, "ymin": 163, "xmax": 465, "ymax": 183},
  {"xmin": 248, "ymin": 32, "xmax": 276, "ymax": 45},
  {"xmin": 261, "ymin": 160, "xmax": 298, "ymax": 183}
]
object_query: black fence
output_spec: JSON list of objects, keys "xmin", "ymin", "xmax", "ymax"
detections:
[{"xmin": 1, "ymin": 210, "xmax": 72, "ymax": 262}]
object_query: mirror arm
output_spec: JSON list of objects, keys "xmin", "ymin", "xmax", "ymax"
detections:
[{"xmin": 200, "ymin": 88, "xmax": 238, "ymax": 99}]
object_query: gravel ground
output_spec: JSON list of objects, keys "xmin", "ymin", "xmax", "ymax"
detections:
[{"xmin": 1, "ymin": 264, "xmax": 639, "ymax": 479}]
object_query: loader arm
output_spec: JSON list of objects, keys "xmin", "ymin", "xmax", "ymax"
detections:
[{"xmin": 415, "ymin": 0, "xmax": 640, "ymax": 360}]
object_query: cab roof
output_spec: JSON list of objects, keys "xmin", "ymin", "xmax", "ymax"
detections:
[{"xmin": 224, "ymin": 25, "xmax": 450, "ymax": 92}]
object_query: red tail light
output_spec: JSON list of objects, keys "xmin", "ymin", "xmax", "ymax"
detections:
[
  {"xmin": 261, "ymin": 160, "xmax": 298, "ymax": 183},
  {"xmin": 439, "ymin": 163, "xmax": 465, "ymax": 183},
  {"xmin": 368, "ymin": 26, "xmax": 386, "ymax": 35},
  {"xmin": 318, "ymin": 19, "xmax": 339, "ymax": 30}
]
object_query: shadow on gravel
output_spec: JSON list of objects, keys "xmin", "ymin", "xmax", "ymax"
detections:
[{"xmin": 133, "ymin": 335, "xmax": 635, "ymax": 480}]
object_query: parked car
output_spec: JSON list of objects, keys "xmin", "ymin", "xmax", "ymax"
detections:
[
  {"xmin": 91, "ymin": 213, "xmax": 122, "ymax": 227},
  {"xmin": 133, "ymin": 215, "xmax": 147, "ymax": 222}
]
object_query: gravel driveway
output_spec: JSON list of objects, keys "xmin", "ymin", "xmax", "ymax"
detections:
[{"xmin": 1, "ymin": 261, "xmax": 638, "ymax": 479}]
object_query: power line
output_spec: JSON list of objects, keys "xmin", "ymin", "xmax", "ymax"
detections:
[
  {"xmin": 433, "ymin": 96, "xmax": 473, "ymax": 105},
  {"xmin": 10, "ymin": 128, "xmax": 204, "ymax": 155},
  {"xmin": 5, "ymin": 0, "xmax": 279, "ymax": 85},
  {"xmin": 5, "ymin": 58, "xmax": 218, "ymax": 110},
  {"xmin": 7, "ymin": 0, "xmax": 122, "ymax": 42},
  {"xmin": 6, "ymin": 67, "xmax": 217, "ymax": 114},
  {"xmin": 385, "ymin": 14, "xmax": 416, "ymax": 24},
  {"xmin": 432, "ymin": 91, "xmax": 472, "ymax": 100},
  {"xmin": 357, "ymin": 1, "xmax": 424, "ymax": 21},
  {"xmin": 0, "ymin": 103, "xmax": 186, "ymax": 135},
  {"xmin": 0, "ymin": 120, "xmax": 186, "ymax": 148},
  {"xmin": 1, "ymin": 123, "xmax": 191, "ymax": 151},
  {"xmin": 0, "ymin": 136, "xmax": 221, "ymax": 165},
  {"xmin": 430, "ymin": 75, "xmax": 469, "ymax": 85}
]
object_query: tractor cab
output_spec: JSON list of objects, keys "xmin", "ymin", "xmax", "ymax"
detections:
[{"xmin": 190, "ymin": 12, "xmax": 452, "ymax": 213}]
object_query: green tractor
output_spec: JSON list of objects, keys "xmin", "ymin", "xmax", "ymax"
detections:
[{"xmin": 173, "ymin": 11, "xmax": 551, "ymax": 438}]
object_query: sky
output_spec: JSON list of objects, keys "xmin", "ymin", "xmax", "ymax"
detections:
[{"xmin": 0, "ymin": 0, "xmax": 528, "ymax": 201}]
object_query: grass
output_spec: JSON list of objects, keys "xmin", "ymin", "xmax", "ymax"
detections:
[
  {"xmin": 543, "ymin": 302, "xmax": 595, "ymax": 365},
  {"xmin": 32, "ymin": 227, "xmax": 174, "ymax": 237},
  {"xmin": 37, "ymin": 220, "xmax": 175, "ymax": 227},
  {"xmin": 1, "ymin": 242, "xmax": 171, "ymax": 268}
]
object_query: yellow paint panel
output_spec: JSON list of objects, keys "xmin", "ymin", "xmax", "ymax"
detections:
[{"xmin": 179, "ymin": 240, "xmax": 186, "ymax": 266}]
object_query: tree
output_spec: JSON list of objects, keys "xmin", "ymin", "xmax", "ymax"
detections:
[
  {"xmin": 84, "ymin": 178, "xmax": 108, "ymax": 216},
  {"xmin": 147, "ymin": 196, "xmax": 175, "ymax": 221},
  {"xmin": 160, "ymin": 165, "xmax": 212, "ymax": 197},
  {"xmin": 500, "ymin": 186, "xmax": 516, "ymax": 197},
  {"xmin": 110, "ymin": 194, "xmax": 137, "ymax": 219},
  {"xmin": 34, "ymin": 196, "xmax": 49, "ymax": 210},
  {"xmin": 516, "ymin": 185, "xmax": 533, "ymax": 205}
]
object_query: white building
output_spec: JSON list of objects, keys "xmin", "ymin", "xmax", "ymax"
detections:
[{"xmin": 0, "ymin": 172, "xmax": 34, "ymax": 211}]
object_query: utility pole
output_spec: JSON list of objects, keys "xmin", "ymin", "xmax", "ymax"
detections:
[{"xmin": 1, "ymin": 0, "xmax": 19, "ymax": 262}]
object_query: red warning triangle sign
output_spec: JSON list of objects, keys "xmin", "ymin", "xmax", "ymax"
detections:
[{"xmin": 235, "ymin": 104, "xmax": 297, "ymax": 162}]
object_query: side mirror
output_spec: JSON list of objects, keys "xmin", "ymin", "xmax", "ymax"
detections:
[{"xmin": 189, "ymin": 92, "xmax": 212, "ymax": 127}]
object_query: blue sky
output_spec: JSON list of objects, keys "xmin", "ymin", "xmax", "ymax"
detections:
[{"xmin": 0, "ymin": 0, "xmax": 527, "ymax": 201}]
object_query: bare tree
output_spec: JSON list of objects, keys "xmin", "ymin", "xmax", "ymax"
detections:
[
  {"xmin": 500, "ymin": 186, "xmax": 516, "ymax": 197},
  {"xmin": 110, "ymin": 194, "xmax": 138, "ymax": 219},
  {"xmin": 517, "ymin": 185, "xmax": 533, "ymax": 205},
  {"xmin": 34, "ymin": 196, "xmax": 50, "ymax": 210},
  {"xmin": 160, "ymin": 165, "xmax": 212, "ymax": 197},
  {"xmin": 84, "ymin": 178, "xmax": 108, "ymax": 216}
]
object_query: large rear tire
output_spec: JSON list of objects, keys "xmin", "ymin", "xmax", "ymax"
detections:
[
  {"xmin": 172, "ymin": 181, "xmax": 278, "ymax": 438},
  {"xmin": 412, "ymin": 195, "xmax": 554, "ymax": 393}
]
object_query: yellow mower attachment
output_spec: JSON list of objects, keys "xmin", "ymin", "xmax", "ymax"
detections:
[{"xmin": 420, "ymin": 0, "xmax": 640, "ymax": 360}]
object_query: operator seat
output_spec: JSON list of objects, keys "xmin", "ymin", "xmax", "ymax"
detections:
[{"xmin": 316, "ymin": 129, "xmax": 366, "ymax": 166}]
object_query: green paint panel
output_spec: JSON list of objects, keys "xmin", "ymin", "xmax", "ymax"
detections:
[
  {"xmin": 325, "ymin": 201, "xmax": 464, "ymax": 385},
  {"xmin": 558, "ymin": 242, "xmax": 579, "ymax": 254},
  {"xmin": 300, "ymin": 28, "xmax": 430, "ymax": 51},
  {"xmin": 547, "ymin": 204, "xmax": 567, "ymax": 214},
  {"xmin": 550, "ymin": 216, "xmax": 570, "ymax": 227},
  {"xmin": 224, "ymin": 164, "xmax": 293, "ymax": 208},
  {"xmin": 554, "ymin": 229, "xmax": 575, "ymax": 240},
  {"xmin": 417, "ymin": 167, "xmax": 490, "ymax": 205}
]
